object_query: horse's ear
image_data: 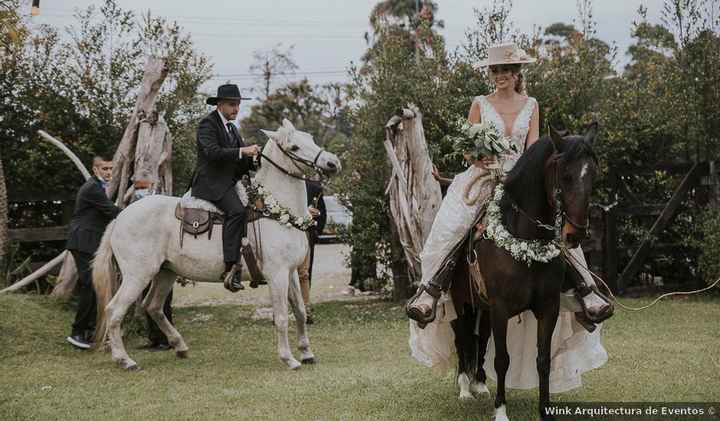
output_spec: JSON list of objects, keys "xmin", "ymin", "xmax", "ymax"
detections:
[
  {"xmin": 282, "ymin": 119, "xmax": 296, "ymax": 132},
  {"xmin": 584, "ymin": 121, "xmax": 599, "ymax": 145},
  {"xmin": 261, "ymin": 129, "xmax": 281, "ymax": 142},
  {"xmin": 549, "ymin": 125, "xmax": 564, "ymax": 152}
]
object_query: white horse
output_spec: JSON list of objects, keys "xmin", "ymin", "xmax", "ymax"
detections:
[{"xmin": 92, "ymin": 119, "xmax": 341, "ymax": 370}]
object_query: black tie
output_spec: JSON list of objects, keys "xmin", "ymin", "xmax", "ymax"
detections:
[{"xmin": 227, "ymin": 122, "xmax": 240, "ymax": 146}]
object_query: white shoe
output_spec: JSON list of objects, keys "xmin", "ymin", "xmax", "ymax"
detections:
[{"xmin": 66, "ymin": 335, "xmax": 91, "ymax": 349}]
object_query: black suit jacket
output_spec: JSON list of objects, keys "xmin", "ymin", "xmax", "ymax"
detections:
[
  {"xmin": 306, "ymin": 180, "xmax": 326, "ymax": 241},
  {"xmin": 191, "ymin": 110, "xmax": 255, "ymax": 201},
  {"xmin": 66, "ymin": 177, "xmax": 121, "ymax": 254}
]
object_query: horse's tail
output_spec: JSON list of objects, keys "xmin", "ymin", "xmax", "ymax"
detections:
[{"xmin": 92, "ymin": 219, "xmax": 119, "ymax": 350}]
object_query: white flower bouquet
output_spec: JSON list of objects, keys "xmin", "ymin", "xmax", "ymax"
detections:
[{"xmin": 445, "ymin": 118, "xmax": 517, "ymax": 167}]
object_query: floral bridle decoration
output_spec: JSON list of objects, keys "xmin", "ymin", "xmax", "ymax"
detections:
[
  {"xmin": 246, "ymin": 179, "xmax": 316, "ymax": 231},
  {"xmin": 483, "ymin": 183, "xmax": 562, "ymax": 266}
]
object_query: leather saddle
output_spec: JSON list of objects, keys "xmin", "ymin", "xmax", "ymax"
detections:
[
  {"xmin": 174, "ymin": 202, "xmax": 224, "ymax": 247},
  {"xmin": 174, "ymin": 189, "xmax": 266, "ymax": 284}
]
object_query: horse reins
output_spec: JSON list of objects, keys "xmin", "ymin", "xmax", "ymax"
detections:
[
  {"xmin": 496, "ymin": 145, "xmax": 719, "ymax": 310},
  {"xmin": 258, "ymin": 140, "xmax": 328, "ymax": 181},
  {"xmin": 507, "ymin": 151, "xmax": 590, "ymax": 238}
]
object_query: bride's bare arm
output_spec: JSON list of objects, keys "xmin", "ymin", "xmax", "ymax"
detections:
[
  {"xmin": 467, "ymin": 99, "xmax": 493, "ymax": 168},
  {"xmin": 525, "ymin": 102, "xmax": 540, "ymax": 148}
]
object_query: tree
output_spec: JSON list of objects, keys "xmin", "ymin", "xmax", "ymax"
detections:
[
  {"xmin": 240, "ymin": 79, "xmax": 330, "ymax": 145},
  {"xmin": 339, "ymin": 0, "xmax": 464, "ymax": 295},
  {"xmin": 0, "ymin": 0, "xmax": 211, "ymax": 265},
  {"xmin": 249, "ymin": 44, "xmax": 298, "ymax": 99},
  {"xmin": 0, "ymin": 0, "xmax": 30, "ymax": 280}
]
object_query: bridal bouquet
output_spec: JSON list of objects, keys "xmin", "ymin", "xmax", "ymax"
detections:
[{"xmin": 445, "ymin": 118, "xmax": 516, "ymax": 166}]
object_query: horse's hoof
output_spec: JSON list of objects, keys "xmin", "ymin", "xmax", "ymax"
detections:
[
  {"xmin": 284, "ymin": 359, "xmax": 302, "ymax": 370},
  {"xmin": 176, "ymin": 350, "xmax": 189, "ymax": 359},
  {"xmin": 494, "ymin": 404, "xmax": 510, "ymax": 421},
  {"xmin": 458, "ymin": 392, "xmax": 475, "ymax": 401},
  {"xmin": 301, "ymin": 357, "xmax": 316, "ymax": 365},
  {"xmin": 471, "ymin": 381, "xmax": 490, "ymax": 395},
  {"xmin": 119, "ymin": 361, "xmax": 139, "ymax": 371}
]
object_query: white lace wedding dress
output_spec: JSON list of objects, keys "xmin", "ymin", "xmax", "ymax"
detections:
[{"xmin": 409, "ymin": 95, "xmax": 608, "ymax": 393}]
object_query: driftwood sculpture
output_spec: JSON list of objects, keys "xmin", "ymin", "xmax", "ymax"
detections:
[
  {"xmin": 108, "ymin": 56, "xmax": 170, "ymax": 208},
  {"xmin": 384, "ymin": 106, "xmax": 442, "ymax": 286},
  {"xmin": 1, "ymin": 56, "xmax": 172, "ymax": 295}
]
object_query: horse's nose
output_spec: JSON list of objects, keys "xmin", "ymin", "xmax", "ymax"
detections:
[{"xmin": 327, "ymin": 162, "xmax": 336, "ymax": 169}]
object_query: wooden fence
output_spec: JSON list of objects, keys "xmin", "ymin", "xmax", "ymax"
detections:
[
  {"xmin": 587, "ymin": 161, "xmax": 718, "ymax": 293},
  {"xmin": 7, "ymin": 190, "xmax": 74, "ymax": 243}
]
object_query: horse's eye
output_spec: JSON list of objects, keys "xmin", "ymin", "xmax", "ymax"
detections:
[{"xmin": 289, "ymin": 144, "xmax": 300, "ymax": 152}]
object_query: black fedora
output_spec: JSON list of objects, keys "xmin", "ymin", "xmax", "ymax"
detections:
[{"xmin": 206, "ymin": 84, "xmax": 252, "ymax": 105}]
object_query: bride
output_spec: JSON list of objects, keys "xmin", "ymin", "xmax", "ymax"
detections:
[{"xmin": 406, "ymin": 43, "xmax": 611, "ymax": 392}]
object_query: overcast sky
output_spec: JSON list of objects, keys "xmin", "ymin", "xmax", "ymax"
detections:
[{"xmin": 27, "ymin": 0, "xmax": 665, "ymax": 104}]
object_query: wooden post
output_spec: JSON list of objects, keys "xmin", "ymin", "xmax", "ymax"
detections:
[
  {"xmin": 384, "ymin": 106, "xmax": 442, "ymax": 298},
  {"xmin": 0, "ymin": 149, "xmax": 7, "ymax": 285},
  {"xmin": 709, "ymin": 161, "xmax": 719, "ymax": 209},
  {"xmin": 603, "ymin": 169, "xmax": 619, "ymax": 293}
]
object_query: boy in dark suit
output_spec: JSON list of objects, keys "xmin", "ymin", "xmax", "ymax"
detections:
[
  {"xmin": 66, "ymin": 156, "xmax": 121, "ymax": 349},
  {"xmin": 191, "ymin": 84, "xmax": 260, "ymax": 291}
]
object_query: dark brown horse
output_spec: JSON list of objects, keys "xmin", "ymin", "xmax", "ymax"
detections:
[{"xmin": 451, "ymin": 125, "xmax": 600, "ymax": 421}]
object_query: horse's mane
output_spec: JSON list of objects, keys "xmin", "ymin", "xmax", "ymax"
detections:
[
  {"xmin": 504, "ymin": 135, "xmax": 598, "ymax": 195},
  {"xmin": 500, "ymin": 135, "xmax": 597, "ymax": 238},
  {"xmin": 504, "ymin": 137, "xmax": 554, "ymax": 196}
]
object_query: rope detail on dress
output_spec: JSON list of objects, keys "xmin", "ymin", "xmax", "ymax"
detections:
[{"xmin": 463, "ymin": 171, "xmax": 495, "ymax": 206}]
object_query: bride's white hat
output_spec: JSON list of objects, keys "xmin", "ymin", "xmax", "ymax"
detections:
[{"xmin": 477, "ymin": 43, "xmax": 536, "ymax": 67}]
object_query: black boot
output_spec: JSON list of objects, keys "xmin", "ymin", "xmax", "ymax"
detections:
[
  {"xmin": 406, "ymin": 283, "xmax": 443, "ymax": 328},
  {"xmin": 567, "ymin": 264, "xmax": 613, "ymax": 332},
  {"xmin": 223, "ymin": 262, "xmax": 244, "ymax": 292},
  {"xmin": 405, "ymin": 261, "xmax": 455, "ymax": 328}
]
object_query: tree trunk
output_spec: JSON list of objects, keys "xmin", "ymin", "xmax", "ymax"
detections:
[
  {"xmin": 131, "ymin": 111, "xmax": 173, "ymax": 200},
  {"xmin": 107, "ymin": 56, "xmax": 169, "ymax": 207},
  {"xmin": 388, "ymin": 207, "xmax": 413, "ymax": 301},
  {"xmin": 0, "ymin": 149, "xmax": 7, "ymax": 285},
  {"xmin": 384, "ymin": 106, "xmax": 442, "ymax": 299},
  {"xmin": 49, "ymin": 252, "xmax": 77, "ymax": 299}
]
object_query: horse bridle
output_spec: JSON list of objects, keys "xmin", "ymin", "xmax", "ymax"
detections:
[
  {"xmin": 546, "ymin": 152, "xmax": 591, "ymax": 235},
  {"xmin": 259, "ymin": 139, "xmax": 329, "ymax": 181},
  {"xmin": 509, "ymin": 151, "xmax": 591, "ymax": 239}
]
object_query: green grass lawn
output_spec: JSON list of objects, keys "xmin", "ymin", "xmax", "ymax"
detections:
[{"xmin": 0, "ymin": 293, "xmax": 718, "ymax": 420}]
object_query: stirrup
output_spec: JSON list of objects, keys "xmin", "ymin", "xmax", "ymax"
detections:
[
  {"xmin": 575, "ymin": 285, "xmax": 614, "ymax": 324},
  {"xmin": 405, "ymin": 284, "xmax": 441, "ymax": 329},
  {"xmin": 223, "ymin": 264, "xmax": 244, "ymax": 292}
]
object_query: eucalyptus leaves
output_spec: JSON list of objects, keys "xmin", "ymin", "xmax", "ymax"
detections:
[
  {"xmin": 446, "ymin": 118, "xmax": 517, "ymax": 164},
  {"xmin": 247, "ymin": 179, "xmax": 317, "ymax": 231},
  {"xmin": 484, "ymin": 184, "xmax": 561, "ymax": 265}
]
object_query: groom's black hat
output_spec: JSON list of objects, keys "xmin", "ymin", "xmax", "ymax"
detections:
[{"xmin": 206, "ymin": 84, "xmax": 252, "ymax": 105}]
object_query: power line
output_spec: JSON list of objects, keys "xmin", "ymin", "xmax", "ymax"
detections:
[
  {"xmin": 213, "ymin": 70, "xmax": 347, "ymax": 77},
  {"xmin": 38, "ymin": 10, "xmax": 367, "ymax": 28}
]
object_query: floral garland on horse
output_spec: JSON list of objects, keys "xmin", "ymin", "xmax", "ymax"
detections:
[{"xmin": 245, "ymin": 178, "xmax": 316, "ymax": 231}]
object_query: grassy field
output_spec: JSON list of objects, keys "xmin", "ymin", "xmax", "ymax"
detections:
[{"xmin": 0, "ymin": 293, "xmax": 718, "ymax": 420}]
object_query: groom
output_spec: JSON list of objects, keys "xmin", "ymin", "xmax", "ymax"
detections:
[{"xmin": 192, "ymin": 84, "xmax": 260, "ymax": 291}]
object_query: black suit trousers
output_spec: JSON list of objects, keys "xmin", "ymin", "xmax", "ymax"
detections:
[
  {"xmin": 212, "ymin": 187, "xmax": 246, "ymax": 264},
  {"xmin": 70, "ymin": 250, "xmax": 96, "ymax": 337}
]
